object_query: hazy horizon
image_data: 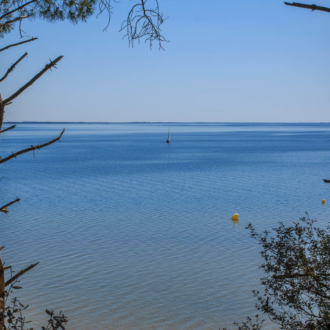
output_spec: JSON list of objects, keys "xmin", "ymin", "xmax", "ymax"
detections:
[{"xmin": 4, "ymin": 121, "xmax": 330, "ymax": 124}]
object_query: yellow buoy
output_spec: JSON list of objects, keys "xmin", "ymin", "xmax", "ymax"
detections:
[
  {"xmin": 322, "ymin": 199, "xmax": 325, "ymax": 204},
  {"xmin": 231, "ymin": 213, "xmax": 239, "ymax": 221}
]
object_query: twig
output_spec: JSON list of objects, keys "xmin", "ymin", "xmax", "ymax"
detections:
[
  {"xmin": 0, "ymin": 0, "xmax": 37, "ymax": 21},
  {"xmin": 0, "ymin": 125, "xmax": 16, "ymax": 134},
  {"xmin": 0, "ymin": 15, "xmax": 30, "ymax": 29},
  {"xmin": 5, "ymin": 262, "xmax": 39, "ymax": 287},
  {"xmin": 0, "ymin": 198, "xmax": 20, "ymax": 213},
  {"xmin": 120, "ymin": 0, "xmax": 168, "ymax": 49},
  {"xmin": 0, "ymin": 37, "xmax": 38, "ymax": 53},
  {"xmin": 284, "ymin": 2, "xmax": 330, "ymax": 13},
  {"xmin": 0, "ymin": 129, "xmax": 65, "ymax": 164},
  {"xmin": 4, "ymin": 56, "xmax": 63, "ymax": 105},
  {"xmin": 0, "ymin": 53, "xmax": 27, "ymax": 83}
]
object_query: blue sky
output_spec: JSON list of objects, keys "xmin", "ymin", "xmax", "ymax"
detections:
[{"xmin": 1, "ymin": 0, "xmax": 330, "ymax": 122}]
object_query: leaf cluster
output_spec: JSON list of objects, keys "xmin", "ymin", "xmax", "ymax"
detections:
[
  {"xmin": 0, "ymin": 0, "xmax": 97, "ymax": 39},
  {"xmin": 248, "ymin": 215, "xmax": 330, "ymax": 329},
  {"xmin": 222, "ymin": 315, "xmax": 264, "ymax": 330},
  {"xmin": 0, "ymin": 262, "xmax": 67, "ymax": 330}
]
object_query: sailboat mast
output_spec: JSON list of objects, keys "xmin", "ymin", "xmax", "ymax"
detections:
[{"xmin": 166, "ymin": 127, "xmax": 171, "ymax": 144}]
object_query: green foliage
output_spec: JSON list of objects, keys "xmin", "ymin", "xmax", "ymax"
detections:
[
  {"xmin": 222, "ymin": 315, "xmax": 264, "ymax": 330},
  {"xmin": 1, "ymin": 263, "xmax": 67, "ymax": 330},
  {"xmin": 0, "ymin": 0, "xmax": 98, "ymax": 38},
  {"xmin": 0, "ymin": 0, "xmax": 167, "ymax": 48},
  {"xmin": 247, "ymin": 215, "xmax": 330, "ymax": 329}
]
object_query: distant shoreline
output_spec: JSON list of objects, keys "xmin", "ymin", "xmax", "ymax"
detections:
[{"xmin": 4, "ymin": 122, "xmax": 330, "ymax": 125}]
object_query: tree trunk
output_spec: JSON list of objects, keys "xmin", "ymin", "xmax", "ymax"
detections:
[
  {"xmin": 0, "ymin": 95, "xmax": 6, "ymax": 330},
  {"xmin": 0, "ymin": 257, "xmax": 4, "ymax": 329},
  {"xmin": 0, "ymin": 94, "xmax": 4, "ymax": 132}
]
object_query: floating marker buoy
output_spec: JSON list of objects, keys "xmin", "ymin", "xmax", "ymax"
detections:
[
  {"xmin": 231, "ymin": 213, "xmax": 239, "ymax": 221},
  {"xmin": 322, "ymin": 199, "xmax": 325, "ymax": 204}
]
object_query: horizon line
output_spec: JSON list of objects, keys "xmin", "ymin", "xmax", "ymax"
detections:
[{"xmin": 3, "ymin": 121, "xmax": 330, "ymax": 124}]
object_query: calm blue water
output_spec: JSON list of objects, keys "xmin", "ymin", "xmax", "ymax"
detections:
[{"xmin": 1, "ymin": 123, "xmax": 330, "ymax": 329}]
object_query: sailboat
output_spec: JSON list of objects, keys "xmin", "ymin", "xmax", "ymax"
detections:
[{"xmin": 166, "ymin": 128, "xmax": 170, "ymax": 144}]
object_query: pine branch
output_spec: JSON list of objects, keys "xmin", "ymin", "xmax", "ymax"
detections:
[
  {"xmin": 0, "ymin": 125, "xmax": 16, "ymax": 134},
  {"xmin": 0, "ymin": 15, "xmax": 30, "ymax": 29},
  {"xmin": 5, "ymin": 262, "xmax": 39, "ymax": 287},
  {"xmin": 0, "ymin": 198, "xmax": 20, "ymax": 214},
  {"xmin": 0, "ymin": 129, "xmax": 65, "ymax": 164},
  {"xmin": 0, "ymin": 53, "xmax": 27, "ymax": 83},
  {"xmin": 0, "ymin": 37, "xmax": 38, "ymax": 53},
  {"xmin": 0, "ymin": 0, "xmax": 37, "ymax": 21},
  {"xmin": 3, "ymin": 56, "xmax": 63, "ymax": 105},
  {"xmin": 284, "ymin": 2, "xmax": 330, "ymax": 13}
]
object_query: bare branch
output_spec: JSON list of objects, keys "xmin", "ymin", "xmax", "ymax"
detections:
[
  {"xmin": 0, "ymin": 198, "xmax": 20, "ymax": 214},
  {"xmin": 120, "ymin": 0, "xmax": 168, "ymax": 49},
  {"xmin": 0, "ymin": 129, "xmax": 65, "ymax": 164},
  {"xmin": 0, "ymin": 125, "xmax": 16, "ymax": 134},
  {"xmin": 284, "ymin": 2, "xmax": 330, "ymax": 13},
  {"xmin": 5, "ymin": 262, "xmax": 39, "ymax": 287},
  {"xmin": 3, "ymin": 56, "xmax": 63, "ymax": 105},
  {"xmin": 97, "ymin": 0, "xmax": 114, "ymax": 31},
  {"xmin": 0, "ymin": 37, "xmax": 38, "ymax": 53},
  {"xmin": 0, "ymin": 0, "xmax": 37, "ymax": 21},
  {"xmin": 0, "ymin": 53, "xmax": 27, "ymax": 83}
]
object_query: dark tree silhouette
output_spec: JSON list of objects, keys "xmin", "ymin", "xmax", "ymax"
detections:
[
  {"xmin": 248, "ymin": 216, "xmax": 330, "ymax": 329},
  {"xmin": 0, "ymin": 256, "xmax": 68, "ymax": 329},
  {"xmin": 0, "ymin": 0, "xmax": 167, "ymax": 46},
  {"xmin": 224, "ymin": 216, "xmax": 330, "ymax": 330},
  {"xmin": 223, "ymin": 3, "xmax": 330, "ymax": 329},
  {"xmin": 0, "ymin": 1, "xmax": 167, "ymax": 329}
]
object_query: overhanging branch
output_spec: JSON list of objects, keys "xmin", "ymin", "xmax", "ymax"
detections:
[
  {"xmin": 284, "ymin": 2, "xmax": 330, "ymax": 13},
  {"xmin": 121, "ymin": 0, "xmax": 168, "ymax": 49},
  {"xmin": 0, "ymin": 37, "xmax": 38, "ymax": 53},
  {"xmin": 0, "ymin": 129, "xmax": 65, "ymax": 164},
  {"xmin": 3, "ymin": 56, "xmax": 63, "ymax": 105},
  {"xmin": 0, "ymin": 15, "xmax": 30, "ymax": 29},
  {"xmin": 5, "ymin": 262, "xmax": 39, "ymax": 287},
  {"xmin": 0, "ymin": 0, "xmax": 37, "ymax": 21},
  {"xmin": 0, "ymin": 53, "xmax": 27, "ymax": 83},
  {"xmin": 0, "ymin": 125, "xmax": 16, "ymax": 134},
  {"xmin": 0, "ymin": 198, "xmax": 20, "ymax": 214}
]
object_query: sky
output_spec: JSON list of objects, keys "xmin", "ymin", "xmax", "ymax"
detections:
[{"xmin": 1, "ymin": 0, "xmax": 330, "ymax": 122}]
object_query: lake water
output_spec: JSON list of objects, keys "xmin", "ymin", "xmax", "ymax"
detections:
[{"xmin": 1, "ymin": 123, "xmax": 330, "ymax": 329}]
